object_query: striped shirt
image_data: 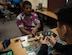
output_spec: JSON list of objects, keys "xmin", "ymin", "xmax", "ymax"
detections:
[{"xmin": 16, "ymin": 12, "xmax": 40, "ymax": 32}]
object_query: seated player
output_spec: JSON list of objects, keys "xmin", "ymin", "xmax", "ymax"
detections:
[
  {"xmin": 16, "ymin": 1, "xmax": 40, "ymax": 35},
  {"xmin": 38, "ymin": 2, "xmax": 72, "ymax": 55}
]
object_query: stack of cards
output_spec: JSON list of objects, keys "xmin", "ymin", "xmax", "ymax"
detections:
[
  {"xmin": 20, "ymin": 36, "xmax": 29, "ymax": 47},
  {"xmin": 20, "ymin": 35, "xmax": 41, "ymax": 55}
]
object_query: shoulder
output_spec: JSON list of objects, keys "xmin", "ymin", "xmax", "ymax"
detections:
[
  {"xmin": 31, "ymin": 12, "xmax": 38, "ymax": 17},
  {"xmin": 17, "ymin": 12, "xmax": 25, "ymax": 20}
]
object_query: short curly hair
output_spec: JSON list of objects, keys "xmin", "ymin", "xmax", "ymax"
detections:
[
  {"xmin": 23, "ymin": 1, "xmax": 32, "ymax": 8},
  {"xmin": 55, "ymin": 2, "xmax": 72, "ymax": 27}
]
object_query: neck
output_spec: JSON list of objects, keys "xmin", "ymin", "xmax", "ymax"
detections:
[
  {"xmin": 25, "ymin": 14, "xmax": 31, "ymax": 16},
  {"xmin": 25, "ymin": 13, "xmax": 31, "ymax": 16},
  {"xmin": 25, "ymin": 15, "xmax": 31, "ymax": 20}
]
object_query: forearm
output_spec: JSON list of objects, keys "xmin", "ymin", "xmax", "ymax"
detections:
[
  {"xmin": 38, "ymin": 44, "xmax": 48, "ymax": 55},
  {"xmin": 34, "ymin": 24, "xmax": 40, "ymax": 31},
  {"xmin": 53, "ymin": 42, "xmax": 65, "ymax": 52},
  {"xmin": 19, "ymin": 27, "xmax": 32, "ymax": 35}
]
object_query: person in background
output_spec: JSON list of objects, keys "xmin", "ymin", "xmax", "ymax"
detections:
[
  {"xmin": 0, "ymin": 3, "xmax": 4, "ymax": 10},
  {"xmin": 1, "ymin": 6, "xmax": 13, "ymax": 20},
  {"xmin": 12, "ymin": 0, "xmax": 21, "ymax": 15},
  {"xmin": 38, "ymin": 2, "xmax": 72, "ymax": 55},
  {"xmin": 16, "ymin": 1, "xmax": 40, "ymax": 35}
]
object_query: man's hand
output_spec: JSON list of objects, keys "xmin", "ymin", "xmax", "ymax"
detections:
[
  {"xmin": 47, "ymin": 36, "xmax": 57, "ymax": 46},
  {"xmin": 40, "ymin": 37, "xmax": 49, "ymax": 45},
  {"xmin": 19, "ymin": 27, "xmax": 32, "ymax": 35},
  {"xmin": 32, "ymin": 24, "xmax": 40, "ymax": 35},
  {"xmin": 32, "ymin": 28, "xmax": 38, "ymax": 35}
]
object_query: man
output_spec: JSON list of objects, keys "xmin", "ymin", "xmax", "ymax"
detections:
[
  {"xmin": 16, "ymin": 1, "xmax": 40, "ymax": 35},
  {"xmin": 38, "ymin": 2, "xmax": 72, "ymax": 55}
]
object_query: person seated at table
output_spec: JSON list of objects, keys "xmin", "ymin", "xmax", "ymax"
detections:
[
  {"xmin": 38, "ymin": 2, "xmax": 72, "ymax": 55},
  {"xmin": 16, "ymin": 1, "xmax": 40, "ymax": 35}
]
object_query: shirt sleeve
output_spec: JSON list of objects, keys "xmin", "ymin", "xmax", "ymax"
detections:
[
  {"xmin": 37, "ymin": 44, "xmax": 48, "ymax": 55},
  {"xmin": 53, "ymin": 42, "xmax": 66, "ymax": 52},
  {"xmin": 16, "ymin": 15, "xmax": 24, "ymax": 27},
  {"xmin": 35, "ymin": 18, "xmax": 40, "ymax": 24},
  {"xmin": 34, "ymin": 13, "xmax": 40, "ymax": 24}
]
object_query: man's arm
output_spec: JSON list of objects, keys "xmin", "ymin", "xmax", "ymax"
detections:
[
  {"xmin": 32, "ymin": 13, "xmax": 41, "ymax": 35},
  {"xmin": 19, "ymin": 27, "xmax": 32, "ymax": 35},
  {"xmin": 35, "ymin": 23, "xmax": 41, "ymax": 30},
  {"xmin": 38, "ymin": 44, "xmax": 48, "ymax": 55},
  {"xmin": 16, "ymin": 14, "xmax": 32, "ymax": 35},
  {"xmin": 38, "ymin": 37, "xmax": 48, "ymax": 55},
  {"xmin": 32, "ymin": 23, "xmax": 40, "ymax": 34},
  {"xmin": 53, "ymin": 42, "xmax": 65, "ymax": 52},
  {"xmin": 47, "ymin": 36, "xmax": 66, "ymax": 52}
]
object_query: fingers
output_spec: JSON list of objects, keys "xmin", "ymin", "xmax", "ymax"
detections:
[
  {"xmin": 32, "ymin": 30, "xmax": 35, "ymax": 35},
  {"xmin": 31, "ymin": 30, "xmax": 34, "ymax": 34},
  {"xmin": 47, "ymin": 36, "xmax": 55, "ymax": 41},
  {"xmin": 40, "ymin": 37, "xmax": 47, "ymax": 41},
  {"xmin": 40, "ymin": 36, "xmax": 56, "ymax": 46},
  {"xmin": 44, "ymin": 37, "xmax": 48, "ymax": 40},
  {"xmin": 40, "ymin": 37, "xmax": 48, "ymax": 45},
  {"xmin": 47, "ymin": 36, "xmax": 54, "ymax": 42},
  {"xmin": 47, "ymin": 36, "xmax": 56, "ymax": 46},
  {"xmin": 40, "ymin": 36, "xmax": 55, "ymax": 42}
]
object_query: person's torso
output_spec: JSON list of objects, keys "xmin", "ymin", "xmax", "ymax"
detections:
[
  {"xmin": 19, "ymin": 12, "xmax": 38, "ymax": 32},
  {"xmin": 60, "ymin": 45, "xmax": 72, "ymax": 55}
]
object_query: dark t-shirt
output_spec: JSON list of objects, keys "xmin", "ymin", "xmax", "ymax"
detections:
[{"xmin": 38, "ymin": 42, "xmax": 72, "ymax": 55}]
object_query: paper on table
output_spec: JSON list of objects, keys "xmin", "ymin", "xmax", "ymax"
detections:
[
  {"xmin": 20, "ymin": 36, "xmax": 29, "ymax": 47},
  {"xmin": 20, "ymin": 36, "xmax": 28, "ymax": 41},
  {"xmin": 21, "ymin": 41, "xmax": 29, "ymax": 48}
]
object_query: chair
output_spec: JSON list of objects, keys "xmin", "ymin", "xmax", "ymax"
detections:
[
  {"xmin": 0, "ymin": 10, "xmax": 5, "ymax": 23},
  {"xmin": 0, "ymin": 10, "xmax": 9, "ymax": 24}
]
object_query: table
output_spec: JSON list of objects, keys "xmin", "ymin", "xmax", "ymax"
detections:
[
  {"xmin": 35, "ymin": 10, "xmax": 57, "ymax": 28},
  {"xmin": 35, "ymin": 10, "xmax": 57, "ymax": 20},
  {"xmin": 0, "ymin": 37, "xmax": 27, "ymax": 55},
  {"xmin": 0, "ymin": 28, "xmax": 58, "ymax": 55},
  {"xmin": 51, "ymin": 28, "xmax": 58, "ymax": 35},
  {"xmin": 0, "ymin": 36, "xmax": 41, "ymax": 55}
]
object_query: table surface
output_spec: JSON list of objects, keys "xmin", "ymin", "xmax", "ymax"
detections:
[
  {"xmin": 36, "ymin": 10, "xmax": 57, "ymax": 20},
  {"xmin": 51, "ymin": 28, "xmax": 58, "ymax": 35},
  {"xmin": 0, "ymin": 28, "xmax": 58, "ymax": 55},
  {"xmin": 0, "ymin": 37, "xmax": 27, "ymax": 55}
]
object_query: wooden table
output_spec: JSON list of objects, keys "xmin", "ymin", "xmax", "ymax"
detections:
[
  {"xmin": 0, "ymin": 28, "xmax": 58, "ymax": 55},
  {"xmin": 36, "ymin": 10, "xmax": 57, "ymax": 20},
  {"xmin": 35, "ymin": 10, "xmax": 57, "ymax": 28},
  {"xmin": 0, "ymin": 37, "xmax": 27, "ymax": 55},
  {"xmin": 51, "ymin": 28, "xmax": 58, "ymax": 35}
]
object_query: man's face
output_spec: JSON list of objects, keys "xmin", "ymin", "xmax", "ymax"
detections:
[
  {"xmin": 57, "ymin": 22, "xmax": 65, "ymax": 41},
  {"xmin": 23, "ymin": 5, "xmax": 32, "ymax": 15}
]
